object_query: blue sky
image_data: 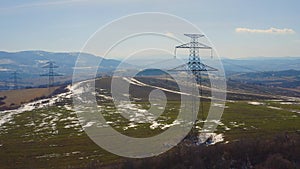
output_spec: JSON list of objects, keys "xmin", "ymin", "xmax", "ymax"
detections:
[{"xmin": 0, "ymin": 0, "xmax": 299, "ymax": 58}]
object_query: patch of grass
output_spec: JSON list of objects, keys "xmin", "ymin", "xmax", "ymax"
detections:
[
  {"xmin": 0, "ymin": 100, "xmax": 299, "ymax": 168},
  {"xmin": 0, "ymin": 107, "xmax": 119, "ymax": 169},
  {"xmin": 220, "ymin": 101, "xmax": 300, "ymax": 140}
]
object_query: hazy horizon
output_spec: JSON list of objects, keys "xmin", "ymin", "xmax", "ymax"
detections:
[
  {"xmin": 1, "ymin": 49, "xmax": 300, "ymax": 60},
  {"xmin": 1, "ymin": 1, "xmax": 300, "ymax": 59}
]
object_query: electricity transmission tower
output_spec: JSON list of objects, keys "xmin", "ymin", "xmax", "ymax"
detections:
[
  {"xmin": 170, "ymin": 34, "xmax": 217, "ymax": 78},
  {"xmin": 10, "ymin": 71, "xmax": 21, "ymax": 90},
  {"xmin": 169, "ymin": 34, "xmax": 217, "ymax": 142},
  {"xmin": 40, "ymin": 61, "xmax": 63, "ymax": 88},
  {"xmin": 170, "ymin": 34, "xmax": 217, "ymax": 96}
]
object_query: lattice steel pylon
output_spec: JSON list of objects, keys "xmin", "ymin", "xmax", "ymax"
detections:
[
  {"xmin": 169, "ymin": 33, "xmax": 217, "ymax": 118},
  {"xmin": 168, "ymin": 34, "xmax": 218, "ymax": 143},
  {"xmin": 170, "ymin": 34, "xmax": 217, "ymax": 79},
  {"xmin": 40, "ymin": 61, "xmax": 63, "ymax": 88},
  {"xmin": 10, "ymin": 71, "xmax": 21, "ymax": 90}
]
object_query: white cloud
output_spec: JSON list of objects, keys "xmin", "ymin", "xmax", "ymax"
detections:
[
  {"xmin": 165, "ymin": 32, "xmax": 175, "ymax": 38},
  {"xmin": 235, "ymin": 27, "xmax": 295, "ymax": 34}
]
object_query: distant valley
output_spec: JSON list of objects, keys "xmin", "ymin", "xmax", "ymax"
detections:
[{"xmin": 0, "ymin": 50, "xmax": 299, "ymax": 91}]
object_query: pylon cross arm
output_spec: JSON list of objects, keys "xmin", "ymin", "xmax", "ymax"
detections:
[{"xmin": 176, "ymin": 42, "xmax": 212, "ymax": 49}]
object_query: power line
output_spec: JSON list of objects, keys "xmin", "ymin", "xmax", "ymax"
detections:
[
  {"xmin": 10, "ymin": 71, "xmax": 21, "ymax": 90},
  {"xmin": 40, "ymin": 61, "xmax": 63, "ymax": 88}
]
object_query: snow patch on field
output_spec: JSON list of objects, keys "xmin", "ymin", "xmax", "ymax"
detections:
[
  {"xmin": 198, "ymin": 133, "xmax": 224, "ymax": 145},
  {"xmin": 280, "ymin": 102, "xmax": 293, "ymax": 105},
  {"xmin": 267, "ymin": 106, "xmax": 282, "ymax": 110},
  {"xmin": 230, "ymin": 121, "xmax": 245, "ymax": 127},
  {"xmin": 0, "ymin": 88, "xmax": 72, "ymax": 126},
  {"xmin": 149, "ymin": 120, "xmax": 182, "ymax": 130},
  {"xmin": 289, "ymin": 109, "xmax": 300, "ymax": 114},
  {"xmin": 248, "ymin": 101, "xmax": 264, "ymax": 106},
  {"xmin": 82, "ymin": 121, "xmax": 96, "ymax": 128},
  {"xmin": 212, "ymin": 103, "xmax": 229, "ymax": 108}
]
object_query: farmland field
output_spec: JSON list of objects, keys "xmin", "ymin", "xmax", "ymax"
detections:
[{"xmin": 0, "ymin": 77, "xmax": 299, "ymax": 169}]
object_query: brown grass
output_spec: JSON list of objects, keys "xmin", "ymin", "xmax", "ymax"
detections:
[{"xmin": 0, "ymin": 87, "xmax": 58, "ymax": 110}]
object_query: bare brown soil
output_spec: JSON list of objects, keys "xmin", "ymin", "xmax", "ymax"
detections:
[{"xmin": 0, "ymin": 87, "xmax": 58, "ymax": 110}]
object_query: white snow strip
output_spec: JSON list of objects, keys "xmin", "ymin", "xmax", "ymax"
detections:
[
  {"xmin": 213, "ymin": 103, "xmax": 229, "ymax": 108},
  {"xmin": 64, "ymin": 123, "xmax": 81, "ymax": 129},
  {"xmin": 161, "ymin": 120, "xmax": 181, "ymax": 130},
  {"xmin": 0, "ymin": 83, "xmax": 76, "ymax": 127},
  {"xmin": 123, "ymin": 122, "xmax": 138, "ymax": 130},
  {"xmin": 289, "ymin": 109, "xmax": 300, "ymax": 114},
  {"xmin": 82, "ymin": 121, "xmax": 96, "ymax": 128},
  {"xmin": 122, "ymin": 77, "xmax": 144, "ymax": 86},
  {"xmin": 267, "ymin": 106, "xmax": 282, "ymax": 110},
  {"xmin": 248, "ymin": 101, "xmax": 264, "ymax": 106},
  {"xmin": 150, "ymin": 120, "xmax": 182, "ymax": 130},
  {"xmin": 97, "ymin": 94, "xmax": 112, "ymax": 100},
  {"xmin": 280, "ymin": 102, "xmax": 293, "ymax": 105}
]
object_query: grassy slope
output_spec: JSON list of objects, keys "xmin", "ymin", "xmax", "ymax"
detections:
[
  {"xmin": 0, "ymin": 100, "xmax": 299, "ymax": 169},
  {"xmin": 0, "ymin": 77, "xmax": 299, "ymax": 168}
]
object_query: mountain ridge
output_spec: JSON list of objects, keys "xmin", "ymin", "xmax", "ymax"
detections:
[{"xmin": 0, "ymin": 50, "xmax": 299, "ymax": 90}]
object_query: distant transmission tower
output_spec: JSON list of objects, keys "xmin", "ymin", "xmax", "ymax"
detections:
[
  {"xmin": 40, "ymin": 61, "xmax": 63, "ymax": 88},
  {"xmin": 10, "ymin": 71, "xmax": 21, "ymax": 90},
  {"xmin": 4, "ymin": 80, "xmax": 9, "ymax": 90}
]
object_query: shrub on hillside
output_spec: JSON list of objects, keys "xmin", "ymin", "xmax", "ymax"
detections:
[{"xmin": 94, "ymin": 133, "xmax": 300, "ymax": 169}]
